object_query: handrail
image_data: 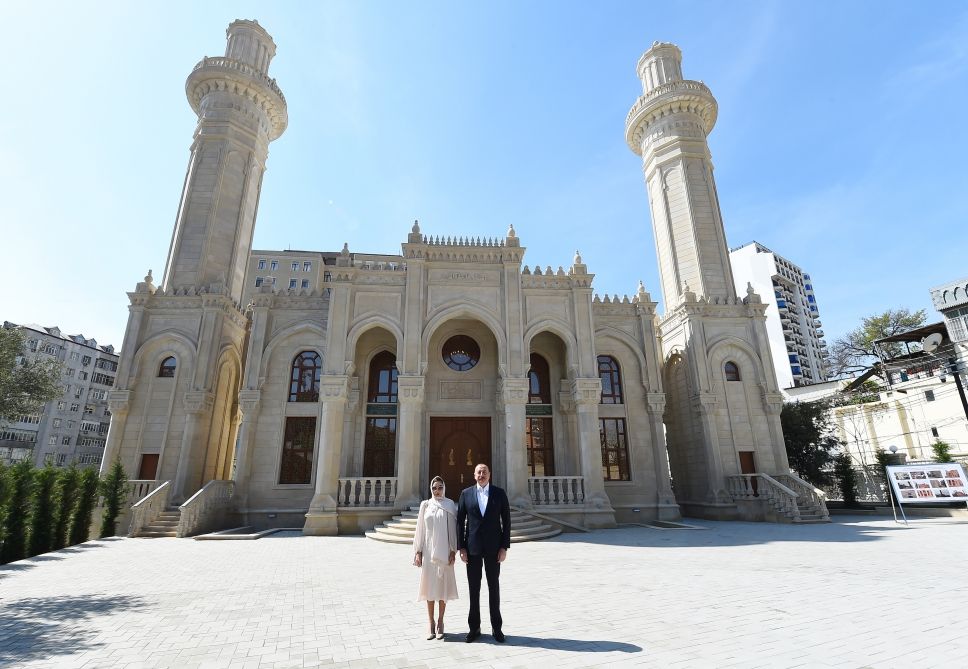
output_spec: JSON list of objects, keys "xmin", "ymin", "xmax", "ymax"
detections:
[
  {"xmin": 528, "ymin": 476, "xmax": 585, "ymax": 505},
  {"xmin": 129, "ymin": 481, "xmax": 171, "ymax": 537},
  {"xmin": 337, "ymin": 477, "xmax": 397, "ymax": 507},
  {"xmin": 775, "ymin": 472, "xmax": 830, "ymax": 521},
  {"xmin": 178, "ymin": 480, "xmax": 234, "ymax": 538},
  {"xmin": 726, "ymin": 474, "xmax": 801, "ymax": 521}
]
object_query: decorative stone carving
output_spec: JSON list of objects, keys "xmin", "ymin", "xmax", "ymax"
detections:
[
  {"xmin": 318, "ymin": 375, "xmax": 349, "ymax": 402},
  {"xmin": 439, "ymin": 380, "xmax": 482, "ymax": 401},
  {"xmin": 397, "ymin": 375, "xmax": 425, "ymax": 404},
  {"xmin": 570, "ymin": 378, "xmax": 603, "ymax": 406},
  {"xmin": 184, "ymin": 391, "xmax": 215, "ymax": 414}
]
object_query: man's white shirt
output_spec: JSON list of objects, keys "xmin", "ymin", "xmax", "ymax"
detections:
[{"xmin": 477, "ymin": 483, "xmax": 489, "ymax": 516}]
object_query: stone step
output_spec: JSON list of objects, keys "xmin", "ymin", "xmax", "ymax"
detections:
[{"xmin": 136, "ymin": 530, "xmax": 178, "ymax": 538}]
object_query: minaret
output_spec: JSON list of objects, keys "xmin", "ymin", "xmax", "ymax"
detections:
[
  {"xmin": 163, "ymin": 20, "xmax": 288, "ymax": 304},
  {"xmin": 625, "ymin": 42, "xmax": 734, "ymax": 311},
  {"xmin": 625, "ymin": 43, "xmax": 791, "ymax": 518},
  {"xmin": 104, "ymin": 21, "xmax": 288, "ymax": 502}
]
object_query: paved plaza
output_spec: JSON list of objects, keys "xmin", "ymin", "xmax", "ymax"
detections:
[{"xmin": 2, "ymin": 516, "xmax": 967, "ymax": 668}]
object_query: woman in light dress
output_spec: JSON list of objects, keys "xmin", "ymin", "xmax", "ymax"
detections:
[{"xmin": 413, "ymin": 475, "xmax": 459, "ymax": 640}]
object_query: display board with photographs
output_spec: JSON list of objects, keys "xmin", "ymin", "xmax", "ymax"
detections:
[{"xmin": 887, "ymin": 463, "xmax": 968, "ymax": 504}]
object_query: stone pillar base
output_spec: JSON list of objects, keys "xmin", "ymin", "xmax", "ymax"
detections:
[
  {"xmin": 303, "ymin": 511, "xmax": 339, "ymax": 536},
  {"xmin": 582, "ymin": 508, "xmax": 618, "ymax": 529}
]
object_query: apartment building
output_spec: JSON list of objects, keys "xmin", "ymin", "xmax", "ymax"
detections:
[
  {"xmin": 1, "ymin": 321, "xmax": 118, "ymax": 468},
  {"xmin": 730, "ymin": 241, "xmax": 829, "ymax": 388}
]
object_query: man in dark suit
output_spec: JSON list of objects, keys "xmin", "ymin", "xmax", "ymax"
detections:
[{"xmin": 457, "ymin": 462, "xmax": 511, "ymax": 643}]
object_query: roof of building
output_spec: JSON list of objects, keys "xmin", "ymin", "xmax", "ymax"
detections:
[{"xmin": 3, "ymin": 321, "xmax": 118, "ymax": 356}]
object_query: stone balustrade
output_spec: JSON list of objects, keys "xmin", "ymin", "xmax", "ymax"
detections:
[
  {"xmin": 529, "ymin": 476, "xmax": 585, "ymax": 505},
  {"xmin": 128, "ymin": 479, "xmax": 161, "ymax": 504},
  {"xmin": 177, "ymin": 480, "xmax": 235, "ymax": 538},
  {"xmin": 774, "ymin": 473, "xmax": 830, "ymax": 521},
  {"xmin": 128, "ymin": 480, "xmax": 171, "ymax": 537},
  {"xmin": 337, "ymin": 477, "xmax": 397, "ymax": 507},
  {"xmin": 726, "ymin": 473, "xmax": 802, "ymax": 520},
  {"xmin": 192, "ymin": 56, "xmax": 286, "ymax": 102}
]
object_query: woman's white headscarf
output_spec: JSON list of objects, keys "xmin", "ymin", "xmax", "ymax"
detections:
[{"xmin": 428, "ymin": 476, "xmax": 458, "ymax": 517}]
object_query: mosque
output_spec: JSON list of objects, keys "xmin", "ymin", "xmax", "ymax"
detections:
[{"xmin": 105, "ymin": 21, "xmax": 828, "ymax": 535}]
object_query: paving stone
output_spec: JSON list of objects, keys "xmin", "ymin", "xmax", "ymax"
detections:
[{"xmin": 1, "ymin": 516, "xmax": 967, "ymax": 667}]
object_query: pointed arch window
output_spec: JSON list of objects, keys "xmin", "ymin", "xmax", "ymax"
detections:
[
  {"xmin": 597, "ymin": 355, "xmax": 624, "ymax": 404},
  {"xmin": 364, "ymin": 351, "xmax": 399, "ymax": 477},
  {"xmin": 525, "ymin": 353, "xmax": 555, "ymax": 476},
  {"xmin": 158, "ymin": 356, "xmax": 177, "ymax": 378},
  {"xmin": 289, "ymin": 351, "xmax": 321, "ymax": 402},
  {"xmin": 724, "ymin": 361, "xmax": 741, "ymax": 382}
]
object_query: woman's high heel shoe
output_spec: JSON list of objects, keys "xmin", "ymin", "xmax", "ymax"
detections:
[
  {"xmin": 426, "ymin": 623, "xmax": 437, "ymax": 641},
  {"xmin": 436, "ymin": 621, "xmax": 444, "ymax": 640}
]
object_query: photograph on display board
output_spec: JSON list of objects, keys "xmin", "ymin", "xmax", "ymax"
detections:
[{"xmin": 887, "ymin": 463, "xmax": 968, "ymax": 504}]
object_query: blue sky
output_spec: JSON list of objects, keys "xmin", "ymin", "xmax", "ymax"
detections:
[{"xmin": 2, "ymin": 2, "xmax": 966, "ymax": 350}]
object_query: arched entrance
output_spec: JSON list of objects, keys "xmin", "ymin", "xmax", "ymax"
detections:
[{"xmin": 428, "ymin": 417, "xmax": 491, "ymax": 502}]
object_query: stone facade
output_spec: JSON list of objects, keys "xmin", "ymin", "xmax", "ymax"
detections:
[{"xmin": 104, "ymin": 26, "xmax": 797, "ymax": 532}]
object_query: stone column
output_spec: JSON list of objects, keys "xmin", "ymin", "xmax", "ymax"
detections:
[
  {"xmin": 231, "ymin": 389, "xmax": 261, "ymax": 510},
  {"xmin": 571, "ymin": 378, "xmax": 616, "ymax": 527},
  {"xmin": 100, "ymin": 391, "xmax": 131, "ymax": 476},
  {"xmin": 499, "ymin": 377, "xmax": 530, "ymax": 507},
  {"xmin": 173, "ymin": 391, "xmax": 213, "ymax": 501},
  {"xmin": 394, "ymin": 375, "xmax": 425, "ymax": 509},
  {"xmin": 646, "ymin": 393, "xmax": 678, "ymax": 513},
  {"xmin": 763, "ymin": 392, "xmax": 790, "ymax": 473},
  {"xmin": 695, "ymin": 395, "xmax": 728, "ymax": 503},
  {"xmin": 304, "ymin": 375, "xmax": 348, "ymax": 536}
]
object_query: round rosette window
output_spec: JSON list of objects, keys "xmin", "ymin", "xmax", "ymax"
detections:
[{"xmin": 442, "ymin": 335, "xmax": 481, "ymax": 372}]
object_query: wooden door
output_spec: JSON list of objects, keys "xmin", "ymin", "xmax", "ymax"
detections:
[
  {"xmin": 429, "ymin": 417, "xmax": 491, "ymax": 502},
  {"xmin": 138, "ymin": 453, "xmax": 159, "ymax": 480},
  {"xmin": 739, "ymin": 451, "xmax": 757, "ymax": 496}
]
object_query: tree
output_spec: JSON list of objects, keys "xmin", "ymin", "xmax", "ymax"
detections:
[
  {"xmin": 781, "ymin": 399, "xmax": 843, "ymax": 486},
  {"xmin": 832, "ymin": 452, "xmax": 859, "ymax": 507},
  {"xmin": 99, "ymin": 459, "xmax": 128, "ymax": 538},
  {"xmin": 0, "ymin": 326, "xmax": 64, "ymax": 422},
  {"xmin": 828, "ymin": 308, "xmax": 927, "ymax": 377},
  {"xmin": 0, "ymin": 462, "xmax": 8, "ymax": 553},
  {"xmin": 68, "ymin": 467, "xmax": 100, "ymax": 546},
  {"xmin": 874, "ymin": 448, "xmax": 894, "ymax": 504},
  {"xmin": 0, "ymin": 460, "xmax": 34, "ymax": 564},
  {"xmin": 52, "ymin": 465, "xmax": 80, "ymax": 550},
  {"xmin": 931, "ymin": 440, "xmax": 953, "ymax": 463},
  {"xmin": 27, "ymin": 464, "xmax": 58, "ymax": 556}
]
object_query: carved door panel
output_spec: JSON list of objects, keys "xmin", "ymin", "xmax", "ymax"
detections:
[
  {"xmin": 138, "ymin": 453, "xmax": 159, "ymax": 480},
  {"xmin": 429, "ymin": 417, "xmax": 491, "ymax": 502}
]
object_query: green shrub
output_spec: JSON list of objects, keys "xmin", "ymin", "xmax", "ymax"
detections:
[
  {"xmin": 833, "ymin": 452, "xmax": 858, "ymax": 507},
  {"xmin": 99, "ymin": 460, "xmax": 128, "ymax": 538},
  {"xmin": 0, "ymin": 460, "xmax": 34, "ymax": 564},
  {"xmin": 931, "ymin": 440, "xmax": 953, "ymax": 463},
  {"xmin": 52, "ymin": 465, "xmax": 80, "ymax": 550},
  {"xmin": 68, "ymin": 467, "xmax": 100, "ymax": 546},
  {"xmin": 27, "ymin": 464, "xmax": 58, "ymax": 556}
]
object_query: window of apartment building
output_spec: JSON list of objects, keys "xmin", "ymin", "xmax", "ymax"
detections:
[
  {"xmin": 303, "ymin": 261, "xmax": 311, "ymax": 272},
  {"xmin": 44, "ymin": 454, "xmax": 56, "ymax": 465},
  {"xmin": 67, "ymin": 420, "xmax": 74, "ymax": 429},
  {"xmin": 925, "ymin": 389, "xmax": 936, "ymax": 402},
  {"xmin": 92, "ymin": 372, "xmax": 114, "ymax": 386},
  {"xmin": 62, "ymin": 436, "xmax": 71, "ymax": 445},
  {"xmin": 323, "ymin": 271, "xmax": 332, "ymax": 282},
  {"xmin": 96, "ymin": 359, "xmax": 117, "ymax": 372},
  {"xmin": 255, "ymin": 277, "xmax": 263, "ymax": 287},
  {"xmin": 291, "ymin": 261, "xmax": 299, "ymax": 271},
  {"xmin": 78, "ymin": 371, "xmax": 88, "ymax": 380},
  {"xmin": 301, "ymin": 279, "xmax": 309, "ymax": 289},
  {"xmin": 270, "ymin": 260, "xmax": 278, "ymax": 271},
  {"xmin": 84, "ymin": 405, "xmax": 95, "ymax": 415},
  {"xmin": 52, "ymin": 418, "xmax": 61, "ymax": 428},
  {"xmin": 57, "ymin": 454, "xmax": 67, "ymax": 466},
  {"xmin": 57, "ymin": 401, "xmax": 66, "ymax": 411},
  {"xmin": 70, "ymin": 351, "xmax": 79, "ymax": 361},
  {"xmin": 49, "ymin": 435, "xmax": 57, "ymax": 445},
  {"xmin": 90, "ymin": 389, "xmax": 106, "ymax": 400},
  {"xmin": 289, "ymin": 279, "xmax": 298, "ymax": 289},
  {"xmin": 78, "ymin": 453, "xmax": 102, "ymax": 466},
  {"xmin": 27, "ymin": 339, "xmax": 38, "ymax": 352},
  {"xmin": 74, "ymin": 388, "xmax": 82, "ymax": 398},
  {"xmin": 69, "ymin": 403, "xmax": 79, "ymax": 412},
  {"xmin": 81, "ymin": 355, "xmax": 91, "ymax": 366},
  {"xmin": 43, "ymin": 344, "xmax": 57, "ymax": 355},
  {"xmin": 65, "ymin": 368, "xmax": 74, "ymax": 377}
]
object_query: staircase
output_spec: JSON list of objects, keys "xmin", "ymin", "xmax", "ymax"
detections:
[
  {"xmin": 133, "ymin": 508, "xmax": 181, "ymax": 538},
  {"xmin": 366, "ymin": 506, "xmax": 561, "ymax": 544},
  {"xmin": 793, "ymin": 499, "xmax": 828, "ymax": 523}
]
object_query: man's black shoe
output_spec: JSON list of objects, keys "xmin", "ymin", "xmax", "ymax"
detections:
[
  {"xmin": 465, "ymin": 629, "xmax": 481, "ymax": 643},
  {"xmin": 493, "ymin": 630, "xmax": 506, "ymax": 643}
]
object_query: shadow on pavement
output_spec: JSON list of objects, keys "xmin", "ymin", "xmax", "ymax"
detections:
[
  {"xmin": 546, "ymin": 516, "xmax": 912, "ymax": 548},
  {"xmin": 0, "ymin": 562, "xmax": 34, "ymax": 580},
  {"xmin": 498, "ymin": 636, "xmax": 641, "ymax": 652},
  {"xmin": 0, "ymin": 594, "xmax": 148, "ymax": 665}
]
